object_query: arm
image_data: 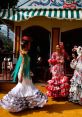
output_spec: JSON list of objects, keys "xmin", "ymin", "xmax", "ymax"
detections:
[
  {"xmin": 70, "ymin": 59, "xmax": 77, "ymax": 69},
  {"xmin": 57, "ymin": 56, "xmax": 64, "ymax": 64}
]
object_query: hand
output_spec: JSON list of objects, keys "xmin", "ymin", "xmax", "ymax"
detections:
[
  {"xmin": 20, "ymin": 49, "xmax": 27, "ymax": 55},
  {"xmin": 30, "ymin": 71, "xmax": 34, "ymax": 77}
]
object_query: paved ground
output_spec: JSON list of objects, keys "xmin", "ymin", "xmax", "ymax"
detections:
[{"xmin": 0, "ymin": 83, "xmax": 82, "ymax": 117}]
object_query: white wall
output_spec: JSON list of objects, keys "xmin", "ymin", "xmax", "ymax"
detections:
[{"xmin": 14, "ymin": 16, "xmax": 82, "ymax": 32}]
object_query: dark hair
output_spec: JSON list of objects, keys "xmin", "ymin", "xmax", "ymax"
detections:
[
  {"xmin": 21, "ymin": 40, "xmax": 30, "ymax": 49},
  {"xmin": 72, "ymin": 51, "xmax": 78, "ymax": 58}
]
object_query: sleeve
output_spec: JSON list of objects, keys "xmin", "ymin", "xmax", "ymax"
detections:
[
  {"xmin": 70, "ymin": 59, "xmax": 77, "ymax": 69},
  {"xmin": 59, "ymin": 56, "xmax": 64, "ymax": 64}
]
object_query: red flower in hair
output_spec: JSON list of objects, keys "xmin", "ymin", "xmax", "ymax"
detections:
[{"xmin": 22, "ymin": 36, "xmax": 31, "ymax": 41}]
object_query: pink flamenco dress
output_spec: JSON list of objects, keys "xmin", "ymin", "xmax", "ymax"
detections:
[{"xmin": 46, "ymin": 52, "xmax": 69, "ymax": 98}]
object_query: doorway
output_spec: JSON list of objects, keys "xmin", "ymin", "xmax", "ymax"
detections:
[
  {"xmin": 22, "ymin": 26, "xmax": 50, "ymax": 82},
  {"xmin": 61, "ymin": 28, "xmax": 82, "ymax": 75}
]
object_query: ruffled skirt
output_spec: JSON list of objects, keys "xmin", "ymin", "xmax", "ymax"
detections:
[
  {"xmin": 0, "ymin": 79, "xmax": 48, "ymax": 112},
  {"xmin": 69, "ymin": 70, "xmax": 82, "ymax": 105}
]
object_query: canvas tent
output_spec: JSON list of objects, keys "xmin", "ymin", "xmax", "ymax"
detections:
[{"xmin": 0, "ymin": 8, "xmax": 82, "ymax": 21}]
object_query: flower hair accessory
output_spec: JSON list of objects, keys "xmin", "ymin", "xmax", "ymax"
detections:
[{"xmin": 22, "ymin": 36, "xmax": 31, "ymax": 41}]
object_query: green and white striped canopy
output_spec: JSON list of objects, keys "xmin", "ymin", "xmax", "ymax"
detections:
[{"xmin": 0, "ymin": 9, "xmax": 82, "ymax": 21}]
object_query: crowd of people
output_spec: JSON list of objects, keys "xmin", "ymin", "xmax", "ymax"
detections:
[{"xmin": 0, "ymin": 35, "xmax": 82, "ymax": 112}]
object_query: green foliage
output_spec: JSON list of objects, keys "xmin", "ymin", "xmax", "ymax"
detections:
[
  {"xmin": 0, "ymin": 0, "xmax": 19, "ymax": 9},
  {"xmin": 0, "ymin": 32, "xmax": 13, "ymax": 66},
  {"xmin": 0, "ymin": 32, "xmax": 13, "ymax": 53}
]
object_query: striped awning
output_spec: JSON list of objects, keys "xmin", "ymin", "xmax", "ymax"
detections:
[{"xmin": 0, "ymin": 9, "xmax": 82, "ymax": 21}]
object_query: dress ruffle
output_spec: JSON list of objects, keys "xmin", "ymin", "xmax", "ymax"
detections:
[
  {"xmin": 0, "ymin": 81, "xmax": 47, "ymax": 112},
  {"xmin": 0, "ymin": 64, "xmax": 48, "ymax": 112},
  {"xmin": 46, "ymin": 52, "xmax": 69, "ymax": 98},
  {"xmin": 69, "ymin": 58, "xmax": 82, "ymax": 105}
]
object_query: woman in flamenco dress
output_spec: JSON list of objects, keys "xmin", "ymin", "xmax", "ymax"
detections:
[
  {"xmin": 69, "ymin": 46, "xmax": 82, "ymax": 105},
  {"xmin": 46, "ymin": 44, "xmax": 69, "ymax": 98},
  {"xmin": 0, "ymin": 36, "xmax": 48, "ymax": 112}
]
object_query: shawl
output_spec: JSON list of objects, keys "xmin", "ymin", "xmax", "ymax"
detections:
[{"xmin": 11, "ymin": 54, "xmax": 30, "ymax": 82}]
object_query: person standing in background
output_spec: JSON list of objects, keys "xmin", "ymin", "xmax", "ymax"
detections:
[
  {"xmin": 69, "ymin": 46, "xmax": 82, "ymax": 105},
  {"xmin": 46, "ymin": 45, "xmax": 69, "ymax": 98}
]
